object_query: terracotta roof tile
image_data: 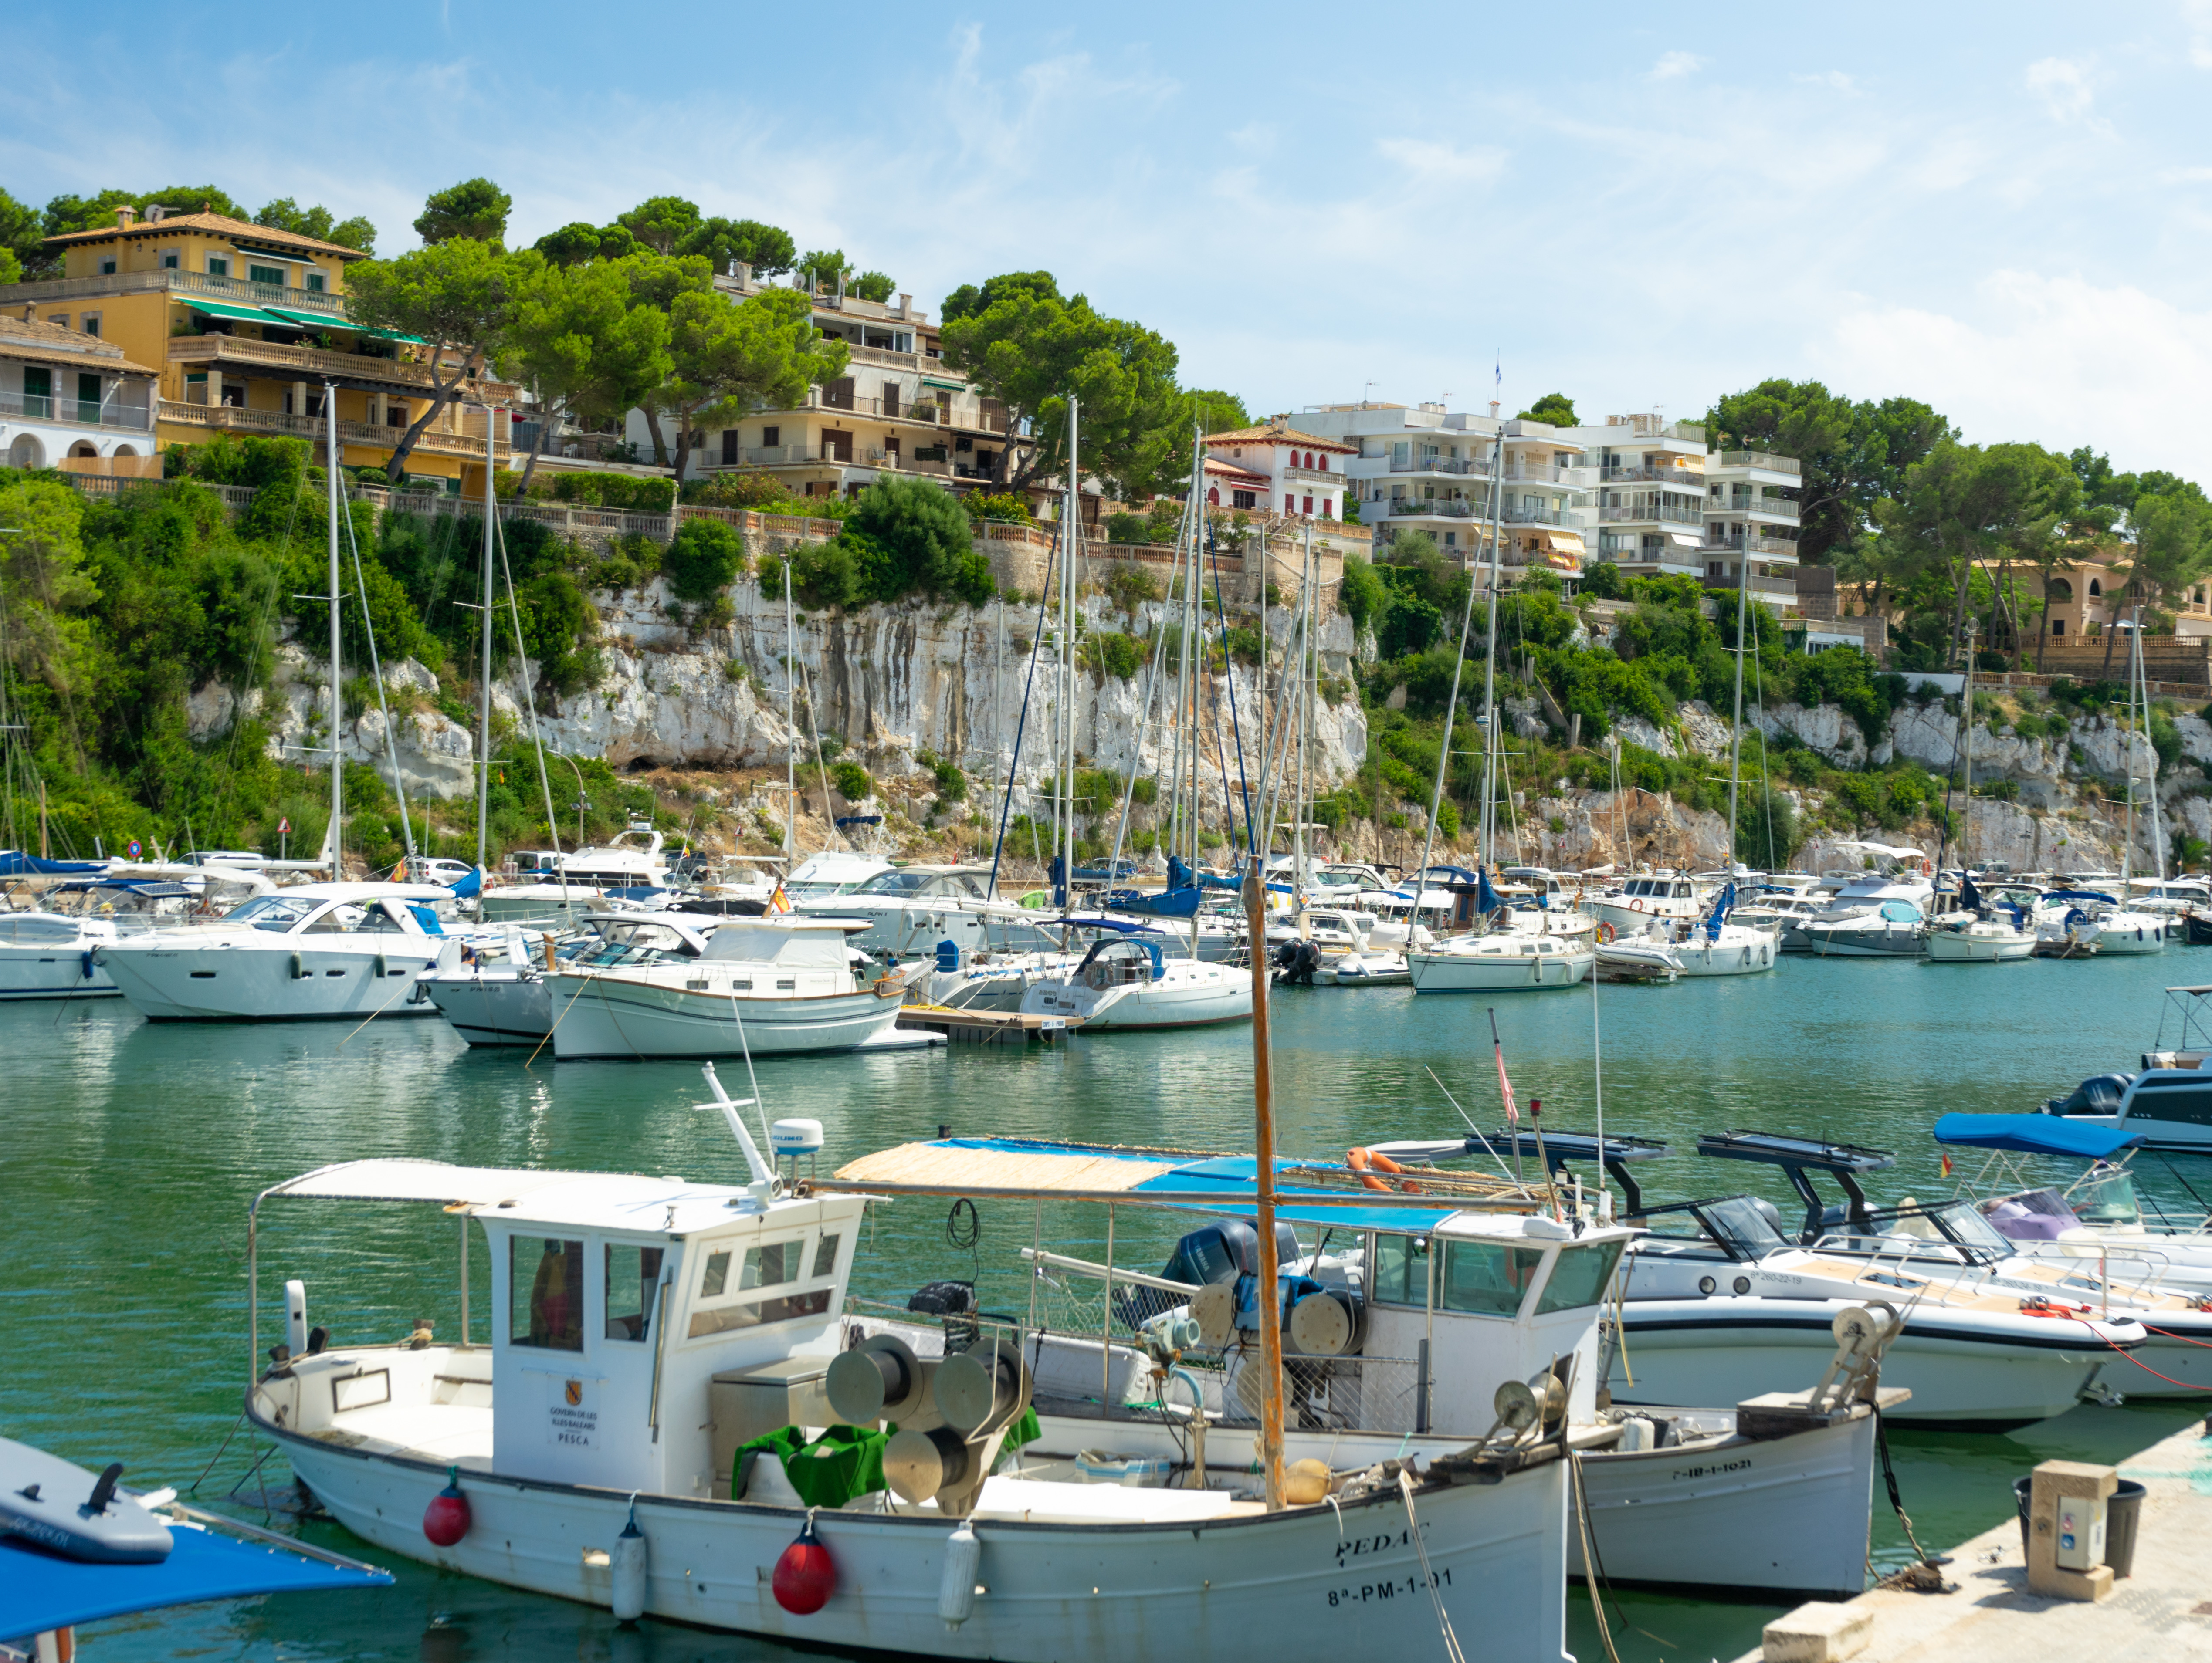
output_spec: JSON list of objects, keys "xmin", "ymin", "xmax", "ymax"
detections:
[
  {"xmin": 43, "ymin": 211, "xmax": 368, "ymax": 261},
  {"xmin": 1202, "ymin": 421, "xmax": 1358, "ymax": 454},
  {"xmin": 0, "ymin": 314, "xmax": 156, "ymax": 375}
]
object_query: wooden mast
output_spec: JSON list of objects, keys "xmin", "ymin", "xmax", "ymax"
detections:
[{"xmin": 1244, "ymin": 854, "xmax": 1287, "ymax": 1511}]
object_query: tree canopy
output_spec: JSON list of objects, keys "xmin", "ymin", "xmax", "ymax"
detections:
[
  {"xmin": 413, "ymin": 178, "xmax": 511, "ymax": 246},
  {"xmin": 1516, "ymin": 392, "xmax": 1576, "ymax": 426},
  {"xmin": 255, "ymin": 197, "xmax": 376, "ymax": 253},
  {"xmin": 343, "ymin": 238, "xmax": 517, "ymax": 481},
  {"xmin": 654, "ymin": 284, "xmax": 849, "ymax": 480}
]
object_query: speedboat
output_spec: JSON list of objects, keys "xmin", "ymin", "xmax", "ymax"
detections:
[
  {"xmin": 1798, "ymin": 899, "xmax": 1927, "ymax": 957},
  {"xmin": 1784, "ymin": 866, "xmax": 1935, "ymax": 954},
  {"xmin": 93, "ymin": 883, "xmax": 460, "ymax": 1022},
  {"xmin": 240, "ymin": 1088, "xmax": 1583, "ymax": 1660},
  {"xmin": 548, "ymin": 918, "xmax": 911, "ymax": 1059},
  {"xmin": 0, "ymin": 907, "xmax": 121, "ymax": 1000},
  {"xmin": 1018, "ymin": 937, "xmax": 1251, "ymax": 1029},
  {"xmin": 1925, "ymin": 914, "xmax": 2036, "ymax": 962},
  {"xmin": 1593, "ymin": 926, "xmax": 1683, "ymax": 981}
]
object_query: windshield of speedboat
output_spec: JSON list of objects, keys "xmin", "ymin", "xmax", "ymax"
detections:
[
  {"xmin": 1694, "ymin": 1195, "xmax": 1791, "ymax": 1258},
  {"xmin": 851, "ymin": 871, "xmax": 933, "ymax": 896},
  {"xmin": 1828, "ymin": 1201, "xmax": 2001, "ymax": 1262},
  {"xmin": 2065, "ymin": 1166, "xmax": 2144, "ymax": 1227},
  {"xmin": 223, "ymin": 893, "xmax": 321, "ymax": 932}
]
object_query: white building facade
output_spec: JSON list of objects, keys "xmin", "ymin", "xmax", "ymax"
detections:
[
  {"xmin": 1199, "ymin": 420, "xmax": 1354, "ymax": 522},
  {"xmin": 0, "ymin": 312, "xmax": 160, "ymax": 476}
]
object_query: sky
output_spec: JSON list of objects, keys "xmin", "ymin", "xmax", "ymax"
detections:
[{"xmin": 5, "ymin": 3, "xmax": 2209, "ymax": 473}]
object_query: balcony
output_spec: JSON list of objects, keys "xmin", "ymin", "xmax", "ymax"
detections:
[
  {"xmin": 1707, "ymin": 495, "xmax": 1799, "ymax": 524},
  {"xmin": 1, "ymin": 267, "xmax": 348, "ymax": 315},
  {"xmin": 1599, "ymin": 463, "xmax": 1705, "ymax": 485},
  {"xmin": 1386, "ymin": 497, "xmax": 1476, "ymax": 518},
  {"xmin": 166, "ymin": 333, "xmax": 519, "ymax": 401},
  {"xmin": 158, "ymin": 400, "xmax": 510, "ymax": 459},
  {"xmin": 1701, "ymin": 531, "xmax": 1799, "ymax": 559},
  {"xmin": 1597, "ymin": 503, "xmax": 1703, "ymax": 525},
  {"xmin": 1499, "ymin": 462, "xmax": 1575, "ymax": 484},
  {"xmin": 1388, "ymin": 454, "xmax": 1480, "ymax": 475},
  {"xmin": 1701, "ymin": 571, "xmax": 1799, "ymax": 598},
  {"xmin": 812, "ymin": 389, "xmax": 1009, "ymax": 435},
  {"xmin": 1717, "ymin": 449, "xmax": 1801, "ymax": 477},
  {"xmin": 0, "ymin": 388, "xmax": 155, "ymax": 433}
]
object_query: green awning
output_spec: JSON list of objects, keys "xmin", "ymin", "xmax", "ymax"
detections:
[
  {"xmin": 263, "ymin": 307, "xmax": 426, "ymax": 344},
  {"xmin": 921, "ymin": 377, "xmax": 969, "ymax": 391},
  {"xmin": 185, "ymin": 299, "xmax": 288, "ymax": 326}
]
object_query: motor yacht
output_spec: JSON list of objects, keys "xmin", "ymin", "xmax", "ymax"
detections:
[
  {"xmin": 1018, "ymin": 937, "xmax": 1252, "ymax": 1029},
  {"xmin": 781, "ymin": 849, "xmax": 897, "ymax": 900},
  {"xmin": 94, "ymin": 883, "xmax": 459, "ymax": 1022},
  {"xmin": 482, "ymin": 824, "xmax": 673, "ymax": 926},
  {"xmin": 1589, "ymin": 871, "xmax": 1707, "ymax": 933}
]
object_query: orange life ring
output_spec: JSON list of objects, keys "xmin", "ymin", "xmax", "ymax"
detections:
[
  {"xmin": 1596, "ymin": 922, "xmax": 1617, "ymax": 944},
  {"xmin": 1347, "ymin": 1147, "xmax": 1422, "ymax": 1194},
  {"xmin": 1632, "ymin": 899, "xmax": 1646, "ymax": 912}
]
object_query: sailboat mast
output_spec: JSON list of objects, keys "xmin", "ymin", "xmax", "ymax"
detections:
[
  {"xmin": 2143, "ymin": 615, "xmax": 2166, "ymax": 882},
  {"xmin": 2121, "ymin": 608, "xmax": 2137, "ymax": 889},
  {"xmin": 1062, "ymin": 399, "xmax": 1079, "ymax": 903},
  {"xmin": 1477, "ymin": 430, "xmax": 1506, "ymax": 868},
  {"xmin": 1726, "ymin": 531, "xmax": 1751, "ymax": 871},
  {"xmin": 475, "ymin": 409, "xmax": 496, "ymax": 872},
  {"xmin": 323, "ymin": 382, "xmax": 343, "ymax": 874},
  {"xmin": 784, "ymin": 566, "xmax": 796, "ymax": 859},
  {"xmin": 1409, "ymin": 435, "xmax": 1498, "ymax": 926},
  {"xmin": 1960, "ymin": 633, "xmax": 1975, "ymax": 874}
]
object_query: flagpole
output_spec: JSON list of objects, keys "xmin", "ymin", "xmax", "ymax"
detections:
[{"xmin": 1488, "ymin": 1006, "xmax": 1521, "ymax": 1181}]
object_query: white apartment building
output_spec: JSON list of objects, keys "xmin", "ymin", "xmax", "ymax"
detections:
[
  {"xmin": 1700, "ymin": 448, "xmax": 1803, "ymax": 610},
  {"xmin": 621, "ymin": 266, "xmax": 1029, "ymax": 498},
  {"xmin": 0, "ymin": 312, "xmax": 161, "ymax": 476},
  {"xmin": 1287, "ymin": 402, "xmax": 1588, "ymax": 581}
]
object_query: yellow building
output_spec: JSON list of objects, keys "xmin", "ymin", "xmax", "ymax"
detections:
[{"xmin": 0, "ymin": 204, "xmax": 512, "ymax": 488}]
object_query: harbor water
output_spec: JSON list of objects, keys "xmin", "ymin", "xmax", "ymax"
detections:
[{"xmin": 6, "ymin": 952, "xmax": 2205, "ymax": 1662}]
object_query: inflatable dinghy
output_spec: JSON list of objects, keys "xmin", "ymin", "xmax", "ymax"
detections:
[{"xmin": 0, "ymin": 1437, "xmax": 173, "ymax": 1563}]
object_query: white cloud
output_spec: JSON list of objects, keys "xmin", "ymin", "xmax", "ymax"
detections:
[
  {"xmin": 1373, "ymin": 136, "xmax": 1506, "ymax": 185},
  {"xmin": 1818, "ymin": 271, "xmax": 2212, "ymax": 473},
  {"xmin": 1649, "ymin": 51, "xmax": 1703, "ymax": 82},
  {"xmin": 2025, "ymin": 55, "xmax": 2096, "ymax": 122},
  {"xmin": 1792, "ymin": 70, "xmax": 1858, "ymax": 94}
]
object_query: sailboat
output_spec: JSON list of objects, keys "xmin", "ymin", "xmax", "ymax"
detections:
[
  {"xmin": 1405, "ymin": 436, "xmax": 1592, "ymax": 994},
  {"xmin": 2082, "ymin": 614, "xmax": 2169, "ymax": 956},
  {"xmin": 95, "ymin": 391, "xmax": 457, "ymax": 1021},
  {"xmin": 1925, "ymin": 632, "xmax": 2034, "ymax": 962}
]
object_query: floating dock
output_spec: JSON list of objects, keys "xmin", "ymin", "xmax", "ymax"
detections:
[
  {"xmin": 894, "ymin": 1005, "xmax": 1079, "ymax": 1045},
  {"xmin": 1734, "ymin": 1417, "xmax": 2212, "ymax": 1662}
]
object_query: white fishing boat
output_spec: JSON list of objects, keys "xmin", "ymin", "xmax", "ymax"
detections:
[
  {"xmin": 422, "ymin": 913, "xmax": 722, "ymax": 1046},
  {"xmin": 1406, "ymin": 931, "xmax": 1593, "ymax": 993},
  {"xmin": 240, "ymin": 1078, "xmax": 1587, "ymax": 1661},
  {"xmin": 547, "ymin": 919, "xmax": 910, "ymax": 1060},
  {"xmin": 93, "ymin": 883, "xmax": 458, "ymax": 1022},
  {"xmin": 1925, "ymin": 913, "xmax": 2036, "ymax": 962},
  {"xmin": 1018, "ymin": 937, "xmax": 1251, "ymax": 1030},
  {"xmin": 1588, "ymin": 871, "xmax": 1709, "ymax": 933}
]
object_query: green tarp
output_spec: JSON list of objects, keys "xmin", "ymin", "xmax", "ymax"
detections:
[{"xmin": 733, "ymin": 1409, "xmax": 1042, "ymax": 1508}]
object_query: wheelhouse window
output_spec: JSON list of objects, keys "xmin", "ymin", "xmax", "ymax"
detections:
[
  {"xmin": 1532, "ymin": 1241, "xmax": 1624, "ymax": 1315},
  {"xmin": 1369, "ymin": 1233, "xmax": 1431, "ymax": 1306},
  {"xmin": 604, "ymin": 1243, "xmax": 667, "ymax": 1341},
  {"xmin": 1438, "ymin": 1240, "xmax": 1547, "ymax": 1317},
  {"xmin": 512, "ymin": 1237, "xmax": 585, "ymax": 1351},
  {"xmin": 688, "ymin": 1234, "xmax": 831, "ymax": 1337}
]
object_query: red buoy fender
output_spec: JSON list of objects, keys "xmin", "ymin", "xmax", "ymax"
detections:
[
  {"xmin": 773, "ymin": 1514, "xmax": 836, "ymax": 1615},
  {"xmin": 423, "ymin": 1465, "xmax": 470, "ymax": 1548}
]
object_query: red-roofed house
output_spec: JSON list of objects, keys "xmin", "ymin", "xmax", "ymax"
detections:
[{"xmin": 1200, "ymin": 419, "xmax": 1357, "ymax": 521}]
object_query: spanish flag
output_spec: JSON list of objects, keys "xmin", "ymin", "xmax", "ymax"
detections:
[
  {"xmin": 1940, "ymin": 1152, "xmax": 1953, "ymax": 1178},
  {"xmin": 770, "ymin": 883, "xmax": 792, "ymax": 915}
]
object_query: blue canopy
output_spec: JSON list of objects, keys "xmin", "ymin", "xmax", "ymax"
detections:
[
  {"xmin": 1474, "ymin": 868, "xmax": 1501, "ymax": 915},
  {"xmin": 446, "ymin": 864, "xmax": 482, "ymax": 899},
  {"xmin": 0, "ymin": 852, "xmax": 106, "ymax": 876},
  {"xmin": 2043, "ymin": 889, "xmax": 2117, "ymax": 905},
  {"xmin": 0, "ymin": 1520, "xmax": 390, "ymax": 1635},
  {"xmin": 1932, "ymin": 1113, "xmax": 2146, "ymax": 1159},
  {"xmin": 1100, "ymin": 886, "xmax": 1202, "ymax": 917}
]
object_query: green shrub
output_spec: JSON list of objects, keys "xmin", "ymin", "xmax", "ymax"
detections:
[
  {"xmin": 830, "ymin": 760, "xmax": 873, "ymax": 802},
  {"xmin": 663, "ymin": 516, "xmax": 747, "ymax": 602},
  {"xmin": 844, "ymin": 476, "xmax": 994, "ymax": 605}
]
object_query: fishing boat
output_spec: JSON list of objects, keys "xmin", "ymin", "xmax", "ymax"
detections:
[
  {"xmin": 1588, "ymin": 872, "xmax": 1708, "ymax": 933},
  {"xmin": 238, "ymin": 1070, "xmax": 1590, "ymax": 1659},
  {"xmin": 1925, "ymin": 875, "xmax": 2036, "ymax": 962},
  {"xmin": 1018, "ymin": 937, "xmax": 1252, "ymax": 1029},
  {"xmin": 421, "ymin": 912, "xmax": 721, "ymax": 1046},
  {"xmin": 545, "ymin": 918, "xmax": 913, "ymax": 1060}
]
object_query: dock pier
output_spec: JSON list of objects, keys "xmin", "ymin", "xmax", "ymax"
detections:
[{"xmin": 1735, "ymin": 1418, "xmax": 2212, "ymax": 1662}]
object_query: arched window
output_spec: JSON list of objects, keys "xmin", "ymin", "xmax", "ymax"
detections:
[
  {"xmin": 1207, "ymin": 486, "xmax": 1220, "ymax": 506},
  {"xmin": 2046, "ymin": 578, "xmax": 2073, "ymax": 601},
  {"xmin": 68, "ymin": 440, "xmax": 98, "ymax": 458},
  {"xmin": 2089, "ymin": 578, "xmax": 2102, "ymax": 595},
  {"xmin": 1318, "ymin": 454, "xmax": 1328, "ymax": 471}
]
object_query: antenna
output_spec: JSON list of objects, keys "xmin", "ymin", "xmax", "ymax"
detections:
[{"xmin": 698, "ymin": 1062, "xmax": 775, "ymax": 1195}]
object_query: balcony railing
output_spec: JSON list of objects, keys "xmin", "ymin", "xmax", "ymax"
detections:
[
  {"xmin": 1708, "ymin": 495, "xmax": 1800, "ymax": 524},
  {"xmin": 1716, "ymin": 449, "xmax": 1801, "ymax": 476},
  {"xmin": 1598, "ymin": 503, "xmax": 1703, "ymax": 525},
  {"xmin": 158, "ymin": 400, "xmax": 510, "ymax": 458},
  {"xmin": 1702, "ymin": 572, "xmax": 1798, "ymax": 597},
  {"xmin": 0, "ymin": 389, "xmax": 155, "ymax": 432},
  {"xmin": 1701, "ymin": 532, "xmax": 1799, "ymax": 558},
  {"xmin": 165, "ymin": 333, "xmax": 519, "ymax": 400},
  {"xmin": 1599, "ymin": 463, "xmax": 1706, "ymax": 485},
  {"xmin": 1386, "ymin": 497, "xmax": 1476, "ymax": 518},
  {"xmin": 0, "ymin": 267, "xmax": 348, "ymax": 314},
  {"xmin": 1388, "ymin": 454, "xmax": 1480, "ymax": 474}
]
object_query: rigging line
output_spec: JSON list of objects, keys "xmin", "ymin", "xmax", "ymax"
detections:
[
  {"xmin": 986, "ymin": 522, "xmax": 1062, "ymax": 900},
  {"xmin": 493, "ymin": 514, "xmax": 566, "ymax": 887},
  {"xmin": 1102, "ymin": 548, "xmax": 1179, "ymax": 880},
  {"xmin": 340, "ymin": 482, "xmax": 417, "ymax": 859},
  {"xmin": 1423, "ymin": 1066, "xmax": 1518, "ymax": 1183},
  {"xmin": 796, "ymin": 659, "xmax": 846, "ymax": 853},
  {"xmin": 1411, "ymin": 443, "xmax": 1500, "ymax": 904}
]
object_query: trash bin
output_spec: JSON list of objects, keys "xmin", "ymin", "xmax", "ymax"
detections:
[{"xmin": 2013, "ymin": 1475, "xmax": 2146, "ymax": 1577}]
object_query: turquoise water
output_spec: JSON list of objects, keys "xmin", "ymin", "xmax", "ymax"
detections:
[{"xmin": 5, "ymin": 952, "xmax": 2205, "ymax": 1662}]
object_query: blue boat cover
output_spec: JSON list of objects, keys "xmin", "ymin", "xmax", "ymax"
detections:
[
  {"xmin": 446, "ymin": 865, "xmax": 482, "ymax": 899},
  {"xmin": 1931, "ymin": 1113, "xmax": 2146, "ymax": 1158},
  {"xmin": 1098, "ymin": 886, "xmax": 1202, "ymax": 917},
  {"xmin": 0, "ymin": 1521, "xmax": 390, "ymax": 1635},
  {"xmin": 2042, "ymin": 889, "xmax": 2117, "ymax": 905},
  {"xmin": 0, "ymin": 852, "xmax": 107, "ymax": 876}
]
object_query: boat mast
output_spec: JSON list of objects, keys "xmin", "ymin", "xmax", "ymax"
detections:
[
  {"xmin": 1187, "ymin": 432, "xmax": 1206, "ymax": 961},
  {"xmin": 1062, "ymin": 399, "xmax": 1079, "ymax": 910},
  {"xmin": 784, "ymin": 561, "xmax": 796, "ymax": 860},
  {"xmin": 1477, "ymin": 427, "xmax": 1506, "ymax": 870},
  {"xmin": 1243, "ymin": 706, "xmax": 1287, "ymax": 1514},
  {"xmin": 2121, "ymin": 608, "xmax": 2136, "ymax": 891},
  {"xmin": 322, "ymin": 381, "xmax": 343, "ymax": 875},
  {"xmin": 475, "ymin": 409, "xmax": 496, "ymax": 872},
  {"xmin": 1960, "ymin": 632, "xmax": 1975, "ymax": 877},
  {"xmin": 1726, "ymin": 524, "xmax": 1751, "ymax": 875}
]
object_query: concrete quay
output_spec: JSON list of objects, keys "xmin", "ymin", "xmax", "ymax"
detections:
[{"xmin": 1730, "ymin": 1418, "xmax": 2212, "ymax": 1663}]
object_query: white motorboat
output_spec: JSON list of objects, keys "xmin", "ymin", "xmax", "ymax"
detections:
[
  {"xmin": 93, "ymin": 883, "xmax": 459, "ymax": 1022},
  {"xmin": 1798, "ymin": 898, "xmax": 1928, "ymax": 958},
  {"xmin": 1589, "ymin": 871, "xmax": 1707, "ymax": 933},
  {"xmin": 2083, "ymin": 904, "xmax": 2169, "ymax": 956},
  {"xmin": 548, "ymin": 919, "xmax": 908, "ymax": 1059},
  {"xmin": 1406, "ymin": 930, "xmax": 1592, "ymax": 993},
  {"xmin": 1313, "ymin": 949, "xmax": 1412, "ymax": 986},
  {"xmin": 1018, "ymin": 937, "xmax": 1251, "ymax": 1030},
  {"xmin": 483, "ymin": 824, "xmax": 673, "ymax": 926},
  {"xmin": 242, "ymin": 1097, "xmax": 1584, "ymax": 1661},
  {"xmin": 1593, "ymin": 927, "xmax": 1684, "ymax": 981},
  {"xmin": 423, "ymin": 913, "xmax": 721, "ymax": 1046},
  {"xmin": 780, "ymin": 849, "xmax": 897, "ymax": 900},
  {"xmin": 1625, "ymin": 883, "xmax": 1779, "ymax": 977},
  {"xmin": 1925, "ymin": 913, "xmax": 2036, "ymax": 962},
  {"xmin": 0, "ymin": 909, "xmax": 121, "ymax": 999}
]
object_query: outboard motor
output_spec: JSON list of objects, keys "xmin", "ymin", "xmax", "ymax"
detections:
[{"xmin": 1272, "ymin": 939, "xmax": 1322, "ymax": 984}]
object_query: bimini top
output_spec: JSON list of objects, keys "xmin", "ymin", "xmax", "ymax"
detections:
[
  {"xmin": 1932, "ymin": 1113, "xmax": 2147, "ymax": 1159},
  {"xmin": 827, "ymin": 1136, "xmax": 1552, "ymax": 1234},
  {"xmin": 256, "ymin": 1158, "xmax": 789, "ymax": 1235},
  {"xmin": 1697, "ymin": 1129, "xmax": 1894, "ymax": 1174}
]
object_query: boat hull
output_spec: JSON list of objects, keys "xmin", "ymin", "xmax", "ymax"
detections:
[
  {"xmin": 1020, "ymin": 967, "xmax": 1253, "ymax": 1030},
  {"xmin": 1406, "ymin": 946, "xmax": 1593, "ymax": 993},
  {"xmin": 1613, "ymin": 1299, "xmax": 2119, "ymax": 1429},
  {"xmin": 547, "ymin": 974, "xmax": 904, "ymax": 1059},
  {"xmin": 1925, "ymin": 931, "xmax": 2035, "ymax": 963},
  {"xmin": 1670, "ymin": 931, "xmax": 1779, "ymax": 977},
  {"xmin": 274, "ymin": 1426, "xmax": 1574, "ymax": 1663},
  {"xmin": 423, "ymin": 970, "xmax": 552, "ymax": 1044},
  {"xmin": 0, "ymin": 941, "xmax": 120, "ymax": 1000},
  {"xmin": 94, "ymin": 940, "xmax": 440, "ymax": 1021},
  {"xmin": 1799, "ymin": 924, "xmax": 1925, "ymax": 958}
]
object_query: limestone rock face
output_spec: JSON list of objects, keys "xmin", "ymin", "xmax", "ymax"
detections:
[{"xmin": 1756, "ymin": 702, "xmax": 1870, "ymax": 769}]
